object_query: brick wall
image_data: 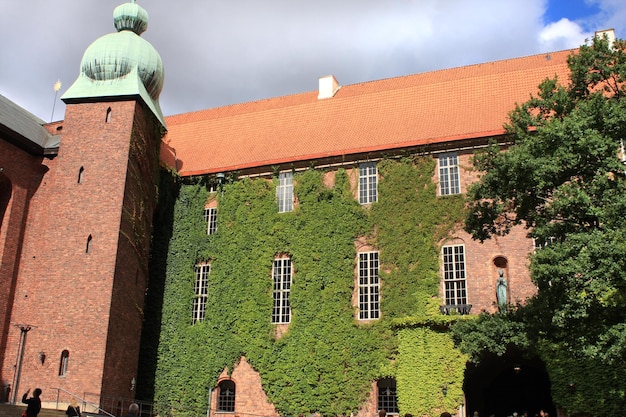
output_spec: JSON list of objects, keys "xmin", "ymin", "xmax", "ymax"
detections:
[
  {"xmin": 0, "ymin": 139, "xmax": 48, "ymax": 400},
  {"xmin": 212, "ymin": 357, "xmax": 278, "ymax": 417},
  {"xmin": 1, "ymin": 99, "xmax": 161, "ymax": 406}
]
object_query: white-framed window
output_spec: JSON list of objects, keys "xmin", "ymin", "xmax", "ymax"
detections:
[
  {"xmin": 277, "ymin": 171, "xmax": 294, "ymax": 213},
  {"xmin": 359, "ymin": 162, "xmax": 378, "ymax": 204},
  {"xmin": 204, "ymin": 207, "xmax": 217, "ymax": 235},
  {"xmin": 438, "ymin": 153, "xmax": 460, "ymax": 195},
  {"xmin": 358, "ymin": 251, "xmax": 380, "ymax": 320},
  {"xmin": 192, "ymin": 263, "xmax": 210, "ymax": 324},
  {"xmin": 272, "ymin": 257, "xmax": 292, "ymax": 324},
  {"xmin": 442, "ymin": 245, "xmax": 467, "ymax": 306}
]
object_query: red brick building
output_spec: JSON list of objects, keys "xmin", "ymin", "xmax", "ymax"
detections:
[
  {"xmin": 0, "ymin": 1, "xmax": 594, "ymax": 417},
  {"xmin": 0, "ymin": 2, "xmax": 165, "ymax": 414}
]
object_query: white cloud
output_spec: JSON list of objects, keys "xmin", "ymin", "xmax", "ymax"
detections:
[
  {"xmin": 2, "ymin": 0, "xmax": 626, "ymax": 121},
  {"xmin": 538, "ymin": 18, "xmax": 591, "ymax": 50}
]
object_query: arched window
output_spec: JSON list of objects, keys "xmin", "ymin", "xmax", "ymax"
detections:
[
  {"xmin": 59, "ymin": 350, "xmax": 69, "ymax": 376},
  {"xmin": 217, "ymin": 380, "xmax": 235, "ymax": 412},
  {"xmin": 106, "ymin": 107, "xmax": 112, "ymax": 123},
  {"xmin": 78, "ymin": 166, "xmax": 85, "ymax": 184},
  {"xmin": 377, "ymin": 378, "xmax": 398, "ymax": 414}
]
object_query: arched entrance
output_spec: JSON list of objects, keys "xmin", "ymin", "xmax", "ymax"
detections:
[{"xmin": 464, "ymin": 351, "xmax": 555, "ymax": 417}]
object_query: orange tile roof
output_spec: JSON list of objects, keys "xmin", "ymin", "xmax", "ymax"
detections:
[{"xmin": 161, "ymin": 49, "xmax": 574, "ymax": 177}]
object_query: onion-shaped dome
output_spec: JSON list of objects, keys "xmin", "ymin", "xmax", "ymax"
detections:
[
  {"xmin": 63, "ymin": 1, "xmax": 166, "ymax": 127},
  {"xmin": 79, "ymin": 1, "xmax": 163, "ymax": 101}
]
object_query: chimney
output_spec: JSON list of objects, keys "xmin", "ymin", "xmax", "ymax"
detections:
[
  {"xmin": 594, "ymin": 28, "xmax": 615, "ymax": 48},
  {"xmin": 318, "ymin": 75, "xmax": 340, "ymax": 99}
]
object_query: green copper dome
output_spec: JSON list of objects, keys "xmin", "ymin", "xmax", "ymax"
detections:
[
  {"xmin": 80, "ymin": 1, "xmax": 163, "ymax": 100},
  {"xmin": 113, "ymin": 2, "xmax": 148, "ymax": 35},
  {"xmin": 80, "ymin": 31, "xmax": 164, "ymax": 100},
  {"xmin": 63, "ymin": 1, "xmax": 165, "ymax": 127}
]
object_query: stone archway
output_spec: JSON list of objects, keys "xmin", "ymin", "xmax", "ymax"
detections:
[{"xmin": 463, "ymin": 351, "xmax": 555, "ymax": 417}]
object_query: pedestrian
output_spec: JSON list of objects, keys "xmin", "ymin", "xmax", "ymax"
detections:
[
  {"xmin": 22, "ymin": 388, "xmax": 42, "ymax": 417},
  {"xmin": 123, "ymin": 403, "xmax": 140, "ymax": 417},
  {"xmin": 378, "ymin": 409, "xmax": 386, "ymax": 417},
  {"xmin": 65, "ymin": 398, "xmax": 81, "ymax": 417},
  {"xmin": 440, "ymin": 412, "xmax": 452, "ymax": 417}
]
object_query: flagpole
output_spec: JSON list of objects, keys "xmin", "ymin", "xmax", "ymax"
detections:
[{"xmin": 51, "ymin": 79, "xmax": 62, "ymax": 122}]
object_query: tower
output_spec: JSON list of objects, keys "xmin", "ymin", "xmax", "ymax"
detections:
[{"xmin": 2, "ymin": 1, "xmax": 165, "ymax": 407}]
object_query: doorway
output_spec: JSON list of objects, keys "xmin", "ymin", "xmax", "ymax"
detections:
[{"xmin": 464, "ymin": 351, "xmax": 555, "ymax": 417}]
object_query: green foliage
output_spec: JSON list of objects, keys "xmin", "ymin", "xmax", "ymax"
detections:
[
  {"xmin": 154, "ymin": 160, "xmax": 467, "ymax": 416},
  {"xmin": 396, "ymin": 327, "xmax": 467, "ymax": 417},
  {"xmin": 371, "ymin": 158, "xmax": 465, "ymax": 318},
  {"xmin": 459, "ymin": 35, "xmax": 626, "ymax": 415},
  {"xmin": 539, "ymin": 342, "xmax": 626, "ymax": 417},
  {"xmin": 450, "ymin": 312, "xmax": 529, "ymax": 363},
  {"xmin": 527, "ymin": 229, "xmax": 626, "ymax": 359},
  {"xmin": 466, "ymin": 36, "xmax": 626, "ymax": 243}
]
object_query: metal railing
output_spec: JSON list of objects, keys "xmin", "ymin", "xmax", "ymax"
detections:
[
  {"xmin": 51, "ymin": 388, "xmax": 117, "ymax": 417},
  {"xmin": 439, "ymin": 303, "xmax": 472, "ymax": 315}
]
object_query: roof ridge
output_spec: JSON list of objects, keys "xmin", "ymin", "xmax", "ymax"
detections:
[{"xmin": 166, "ymin": 48, "xmax": 576, "ymax": 126}]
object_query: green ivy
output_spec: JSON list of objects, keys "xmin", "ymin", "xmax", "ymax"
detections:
[
  {"xmin": 396, "ymin": 327, "xmax": 468, "ymax": 417},
  {"xmin": 539, "ymin": 342, "xmax": 626, "ymax": 416},
  {"xmin": 154, "ymin": 158, "xmax": 467, "ymax": 416}
]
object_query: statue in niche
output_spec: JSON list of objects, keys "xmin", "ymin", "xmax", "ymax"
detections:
[{"xmin": 496, "ymin": 268, "xmax": 508, "ymax": 311}]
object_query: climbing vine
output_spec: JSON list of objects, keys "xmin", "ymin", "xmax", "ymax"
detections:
[
  {"xmin": 396, "ymin": 326, "xmax": 467, "ymax": 417},
  {"xmin": 154, "ymin": 157, "xmax": 467, "ymax": 417}
]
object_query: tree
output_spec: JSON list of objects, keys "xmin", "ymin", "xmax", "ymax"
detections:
[{"xmin": 458, "ymin": 34, "xmax": 626, "ymax": 416}]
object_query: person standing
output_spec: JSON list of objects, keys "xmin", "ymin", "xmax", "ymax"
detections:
[
  {"xmin": 22, "ymin": 388, "xmax": 42, "ymax": 417},
  {"xmin": 65, "ymin": 398, "xmax": 81, "ymax": 417}
]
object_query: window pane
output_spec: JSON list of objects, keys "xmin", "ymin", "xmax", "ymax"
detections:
[
  {"xmin": 217, "ymin": 380, "xmax": 235, "ymax": 412},
  {"xmin": 442, "ymin": 245, "xmax": 467, "ymax": 306},
  {"xmin": 277, "ymin": 172, "xmax": 293, "ymax": 213},
  {"xmin": 272, "ymin": 258, "xmax": 292, "ymax": 323},
  {"xmin": 439, "ymin": 154, "xmax": 461, "ymax": 195},
  {"xmin": 377, "ymin": 378, "xmax": 398, "ymax": 413},
  {"xmin": 59, "ymin": 350, "xmax": 69, "ymax": 376},
  {"xmin": 204, "ymin": 207, "xmax": 218, "ymax": 235},
  {"xmin": 359, "ymin": 162, "xmax": 377, "ymax": 204},
  {"xmin": 359, "ymin": 251, "xmax": 380, "ymax": 319},
  {"xmin": 192, "ymin": 264, "xmax": 210, "ymax": 324}
]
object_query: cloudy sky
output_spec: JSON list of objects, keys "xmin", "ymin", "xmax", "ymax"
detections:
[{"xmin": 1, "ymin": 0, "xmax": 625, "ymax": 123}]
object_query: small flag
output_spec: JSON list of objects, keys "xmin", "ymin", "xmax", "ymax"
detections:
[{"xmin": 53, "ymin": 80, "xmax": 62, "ymax": 92}]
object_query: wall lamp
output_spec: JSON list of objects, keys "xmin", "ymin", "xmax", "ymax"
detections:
[
  {"xmin": 216, "ymin": 173, "xmax": 226, "ymax": 195},
  {"xmin": 39, "ymin": 352, "xmax": 46, "ymax": 365},
  {"xmin": 441, "ymin": 383, "xmax": 448, "ymax": 397}
]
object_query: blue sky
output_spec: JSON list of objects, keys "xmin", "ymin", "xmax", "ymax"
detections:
[
  {"xmin": 545, "ymin": 0, "xmax": 601, "ymax": 22},
  {"xmin": 1, "ymin": 0, "xmax": 625, "ymax": 121}
]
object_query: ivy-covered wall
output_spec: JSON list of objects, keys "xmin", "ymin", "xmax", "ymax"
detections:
[
  {"xmin": 396, "ymin": 326, "xmax": 467, "ymax": 417},
  {"xmin": 154, "ymin": 157, "xmax": 466, "ymax": 416}
]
